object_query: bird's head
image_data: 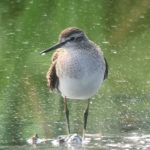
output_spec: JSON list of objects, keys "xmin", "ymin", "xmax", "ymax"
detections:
[{"xmin": 40, "ymin": 27, "xmax": 87, "ymax": 54}]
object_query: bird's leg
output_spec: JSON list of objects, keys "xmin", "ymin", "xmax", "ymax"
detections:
[
  {"xmin": 64, "ymin": 97, "xmax": 70, "ymax": 134},
  {"xmin": 83, "ymin": 99, "xmax": 90, "ymax": 139}
]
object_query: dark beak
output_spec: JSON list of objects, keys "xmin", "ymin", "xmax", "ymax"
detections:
[{"xmin": 40, "ymin": 40, "xmax": 68, "ymax": 55}]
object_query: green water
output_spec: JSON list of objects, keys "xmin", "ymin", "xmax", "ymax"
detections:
[{"xmin": 0, "ymin": 0, "xmax": 150, "ymax": 149}]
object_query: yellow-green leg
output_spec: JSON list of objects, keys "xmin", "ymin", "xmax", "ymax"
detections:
[
  {"xmin": 64, "ymin": 97, "xmax": 70, "ymax": 134},
  {"xmin": 83, "ymin": 99, "xmax": 90, "ymax": 139}
]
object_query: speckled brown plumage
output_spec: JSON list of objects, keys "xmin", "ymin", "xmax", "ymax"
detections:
[
  {"xmin": 104, "ymin": 57, "xmax": 108, "ymax": 80},
  {"xmin": 59, "ymin": 27, "xmax": 82, "ymax": 39},
  {"xmin": 46, "ymin": 50, "xmax": 61, "ymax": 91}
]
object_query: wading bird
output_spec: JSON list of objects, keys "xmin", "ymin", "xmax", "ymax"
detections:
[{"xmin": 40, "ymin": 27, "xmax": 108, "ymax": 137}]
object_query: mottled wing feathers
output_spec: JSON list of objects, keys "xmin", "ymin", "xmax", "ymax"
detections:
[
  {"xmin": 104, "ymin": 57, "xmax": 108, "ymax": 80},
  {"xmin": 46, "ymin": 62, "xmax": 58, "ymax": 90},
  {"xmin": 46, "ymin": 50, "xmax": 61, "ymax": 91}
]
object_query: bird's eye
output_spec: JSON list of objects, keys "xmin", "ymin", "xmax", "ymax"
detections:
[{"xmin": 70, "ymin": 37, "xmax": 75, "ymax": 41}]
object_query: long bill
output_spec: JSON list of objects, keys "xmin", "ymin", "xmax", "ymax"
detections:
[{"xmin": 40, "ymin": 40, "xmax": 68, "ymax": 54}]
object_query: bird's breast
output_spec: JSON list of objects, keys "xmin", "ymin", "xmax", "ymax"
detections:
[
  {"xmin": 55, "ymin": 49, "xmax": 105, "ymax": 99},
  {"xmin": 56, "ymin": 50, "xmax": 103, "ymax": 79}
]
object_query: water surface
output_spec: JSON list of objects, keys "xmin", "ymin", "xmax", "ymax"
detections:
[{"xmin": 0, "ymin": 0, "xmax": 150, "ymax": 149}]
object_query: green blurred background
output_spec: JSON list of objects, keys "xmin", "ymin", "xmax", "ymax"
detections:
[{"xmin": 0, "ymin": 0, "xmax": 150, "ymax": 145}]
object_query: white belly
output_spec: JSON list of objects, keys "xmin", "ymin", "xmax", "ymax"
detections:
[{"xmin": 58, "ymin": 69, "xmax": 104, "ymax": 100}]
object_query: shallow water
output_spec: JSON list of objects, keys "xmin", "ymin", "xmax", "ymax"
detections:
[
  {"xmin": 0, "ymin": 0, "xmax": 150, "ymax": 149},
  {"xmin": 1, "ymin": 132, "xmax": 150, "ymax": 150}
]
